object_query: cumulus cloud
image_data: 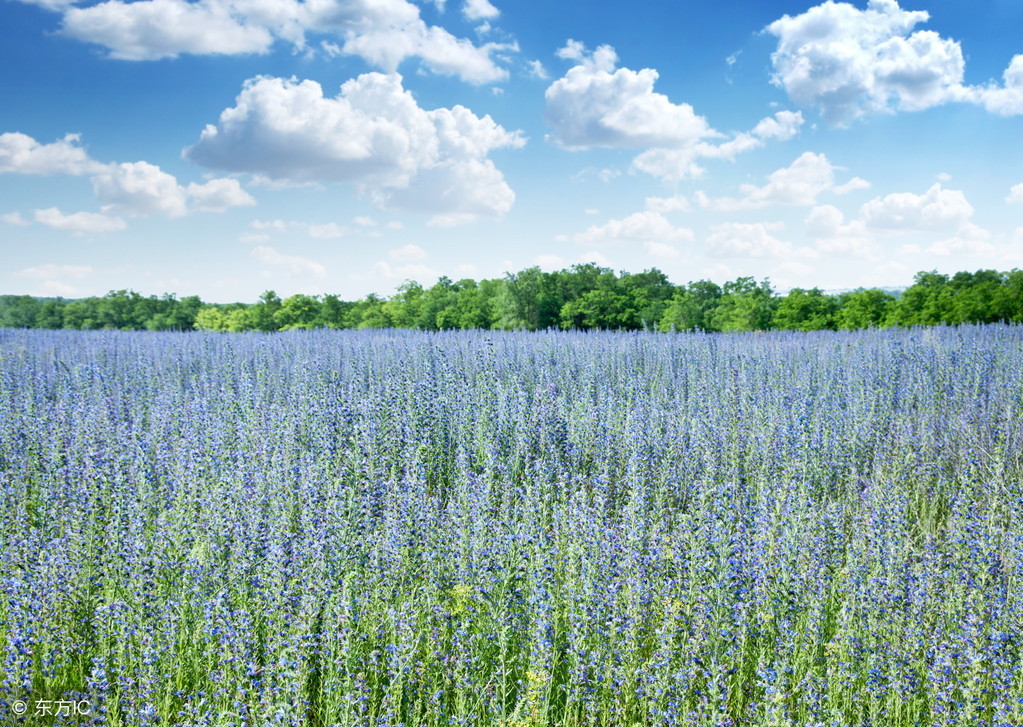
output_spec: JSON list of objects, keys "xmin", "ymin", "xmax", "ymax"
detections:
[
  {"xmin": 306, "ymin": 222, "xmax": 348, "ymax": 239},
  {"xmin": 187, "ymin": 178, "xmax": 256, "ymax": 212},
  {"xmin": 574, "ymin": 211, "xmax": 694, "ymax": 247},
  {"xmin": 0, "ymin": 133, "xmax": 104, "ymax": 176},
  {"xmin": 804, "ymin": 204, "xmax": 876, "ymax": 258},
  {"xmin": 92, "ymin": 161, "xmax": 255, "ymax": 216},
  {"xmin": 1007, "ymin": 183, "xmax": 1023, "ymax": 205},
  {"xmin": 644, "ymin": 194, "xmax": 690, "ymax": 213},
  {"xmin": 92, "ymin": 161, "xmax": 190, "ymax": 217},
  {"xmin": 533, "ymin": 254, "xmax": 565, "ymax": 270},
  {"xmin": 372, "ymin": 260, "xmax": 439, "ymax": 281},
  {"xmin": 545, "ymin": 42, "xmax": 716, "ymax": 150},
  {"xmin": 766, "ymin": 0, "xmax": 1023, "ymax": 124},
  {"xmin": 696, "ymin": 152, "xmax": 869, "ymax": 210},
  {"xmin": 2, "ymin": 212, "xmax": 30, "ymax": 226},
  {"xmin": 17, "ymin": 263, "xmax": 95, "ymax": 280},
  {"xmin": 33, "ymin": 207, "xmax": 127, "ymax": 233},
  {"xmin": 1, "ymin": 131, "xmax": 254, "ymax": 219},
  {"xmin": 630, "ymin": 110, "xmax": 806, "ymax": 182},
  {"xmin": 186, "ymin": 73, "xmax": 524, "ymax": 224},
  {"xmin": 252, "ymin": 245, "xmax": 326, "ymax": 277},
  {"xmin": 972, "ymin": 56, "xmax": 1023, "ymax": 115},
  {"xmin": 463, "ymin": 0, "xmax": 498, "ymax": 21},
  {"xmin": 55, "ymin": 0, "xmax": 510, "ymax": 83},
  {"xmin": 389, "ymin": 244, "xmax": 428, "ymax": 261},
  {"xmin": 62, "ymin": 0, "xmax": 274, "ymax": 60},
  {"xmin": 806, "ymin": 183, "xmax": 990, "ymax": 258},
  {"xmin": 751, "ymin": 110, "xmax": 804, "ymax": 140},
  {"xmin": 860, "ymin": 183, "xmax": 974, "ymax": 231},
  {"xmin": 644, "ymin": 241, "xmax": 682, "ymax": 259},
  {"xmin": 706, "ymin": 221, "xmax": 807, "ymax": 259},
  {"xmin": 544, "ymin": 42, "xmax": 807, "ymax": 181}
]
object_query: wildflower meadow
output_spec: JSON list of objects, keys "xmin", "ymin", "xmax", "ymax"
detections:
[{"xmin": 2, "ymin": 325, "xmax": 1022, "ymax": 726}]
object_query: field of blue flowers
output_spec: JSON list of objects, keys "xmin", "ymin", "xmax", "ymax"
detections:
[{"xmin": 2, "ymin": 326, "xmax": 1022, "ymax": 726}]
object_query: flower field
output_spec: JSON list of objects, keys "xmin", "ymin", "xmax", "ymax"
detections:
[{"xmin": 2, "ymin": 326, "xmax": 1023, "ymax": 726}]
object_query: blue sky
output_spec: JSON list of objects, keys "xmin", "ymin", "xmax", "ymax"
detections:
[{"xmin": 2, "ymin": 0, "xmax": 1022, "ymax": 302}]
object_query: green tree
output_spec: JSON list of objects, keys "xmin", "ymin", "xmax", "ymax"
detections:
[
  {"xmin": 275, "ymin": 294, "xmax": 321, "ymax": 330},
  {"xmin": 658, "ymin": 280, "xmax": 722, "ymax": 332},
  {"xmin": 773, "ymin": 288, "xmax": 839, "ymax": 331},
  {"xmin": 0, "ymin": 295, "xmax": 41, "ymax": 328},
  {"xmin": 708, "ymin": 277, "xmax": 776, "ymax": 332},
  {"xmin": 888, "ymin": 271, "xmax": 952, "ymax": 326},
  {"xmin": 619, "ymin": 268, "xmax": 675, "ymax": 330},
  {"xmin": 249, "ymin": 291, "xmax": 282, "ymax": 331},
  {"xmin": 835, "ymin": 289, "xmax": 896, "ymax": 329}
]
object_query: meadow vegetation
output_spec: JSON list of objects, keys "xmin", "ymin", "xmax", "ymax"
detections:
[{"xmin": 2, "ymin": 325, "xmax": 1022, "ymax": 725}]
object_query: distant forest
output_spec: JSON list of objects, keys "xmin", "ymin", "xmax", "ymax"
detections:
[{"xmin": 2, "ymin": 266, "xmax": 1022, "ymax": 333}]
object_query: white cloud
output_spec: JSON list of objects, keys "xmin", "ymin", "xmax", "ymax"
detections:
[
  {"xmin": 630, "ymin": 109, "xmax": 805, "ymax": 182},
  {"xmin": 766, "ymin": 0, "xmax": 967, "ymax": 124},
  {"xmin": 186, "ymin": 73, "xmax": 524, "ymax": 223},
  {"xmin": 33, "ymin": 207, "xmax": 126, "ymax": 233},
  {"xmin": 252, "ymin": 245, "xmax": 326, "ymax": 277},
  {"xmin": 389, "ymin": 244, "xmax": 427, "ymax": 261},
  {"xmin": 545, "ymin": 42, "xmax": 716, "ymax": 150},
  {"xmin": 766, "ymin": 0, "xmax": 1023, "ymax": 124},
  {"xmin": 860, "ymin": 183, "xmax": 974, "ymax": 231},
  {"xmin": 969, "ymin": 55, "xmax": 1023, "ymax": 115},
  {"xmin": 706, "ymin": 221, "xmax": 808, "ymax": 259},
  {"xmin": 528, "ymin": 60, "xmax": 549, "ymax": 80},
  {"xmin": 307, "ymin": 222, "xmax": 348, "ymax": 239},
  {"xmin": 252, "ymin": 219, "xmax": 288, "ymax": 231},
  {"xmin": 806, "ymin": 183, "xmax": 994, "ymax": 258},
  {"xmin": 751, "ymin": 110, "xmax": 804, "ymax": 140},
  {"xmin": 56, "ymin": 0, "xmax": 510, "ymax": 83},
  {"xmin": 574, "ymin": 211, "xmax": 693, "ymax": 247},
  {"xmin": 2, "ymin": 212, "xmax": 30, "ymax": 226},
  {"xmin": 644, "ymin": 241, "xmax": 681, "ymax": 259},
  {"xmin": 572, "ymin": 166, "xmax": 620, "ymax": 183},
  {"xmin": 0, "ymin": 132, "xmax": 103, "ymax": 176},
  {"xmin": 544, "ymin": 44, "xmax": 805, "ymax": 181},
  {"xmin": 17, "ymin": 263, "xmax": 95, "ymax": 281},
  {"xmin": 644, "ymin": 194, "xmax": 690, "ymax": 213},
  {"xmin": 463, "ymin": 0, "xmax": 498, "ymax": 21},
  {"xmin": 16, "ymin": 0, "xmax": 76, "ymax": 9},
  {"xmin": 62, "ymin": 0, "xmax": 274, "ymax": 60},
  {"xmin": 1, "ymin": 132, "xmax": 253, "ymax": 217},
  {"xmin": 696, "ymin": 152, "xmax": 867, "ymax": 210},
  {"xmin": 92, "ymin": 161, "xmax": 189, "ymax": 217},
  {"xmin": 804, "ymin": 204, "xmax": 876, "ymax": 258},
  {"xmin": 187, "ymin": 177, "xmax": 256, "ymax": 212},
  {"xmin": 1007, "ymin": 183, "xmax": 1023, "ymax": 205},
  {"xmin": 372, "ymin": 260, "xmax": 439, "ymax": 280},
  {"xmin": 833, "ymin": 177, "xmax": 872, "ymax": 195},
  {"xmin": 533, "ymin": 254, "xmax": 565, "ymax": 270},
  {"xmin": 925, "ymin": 235, "xmax": 996, "ymax": 257},
  {"xmin": 578, "ymin": 250, "xmax": 612, "ymax": 267},
  {"xmin": 91, "ymin": 161, "xmax": 253, "ymax": 216},
  {"xmin": 353, "ymin": 215, "xmax": 376, "ymax": 227}
]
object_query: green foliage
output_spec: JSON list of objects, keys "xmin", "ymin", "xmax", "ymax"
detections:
[
  {"xmin": 773, "ymin": 287, "xmax": 838, "ymax": 331},
  {"xmin": 835, "ymin": 288, "xmax": 896, "ymax": 330},
  {"xmin": 658, "ymin": 280, "xmax": 722, "ymax": 332},
  {"xmin": 709, "ymin": 277, "xmax": 777, "ymax": 332},
  {"xmin": 3, "ymin": 266, "xmax": 1022, "ymax": 333}
]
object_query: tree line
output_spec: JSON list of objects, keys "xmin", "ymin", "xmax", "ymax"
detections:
[{"xmin": 2, "ymin": 266, "xmax": 1022, "ymax": 333}]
